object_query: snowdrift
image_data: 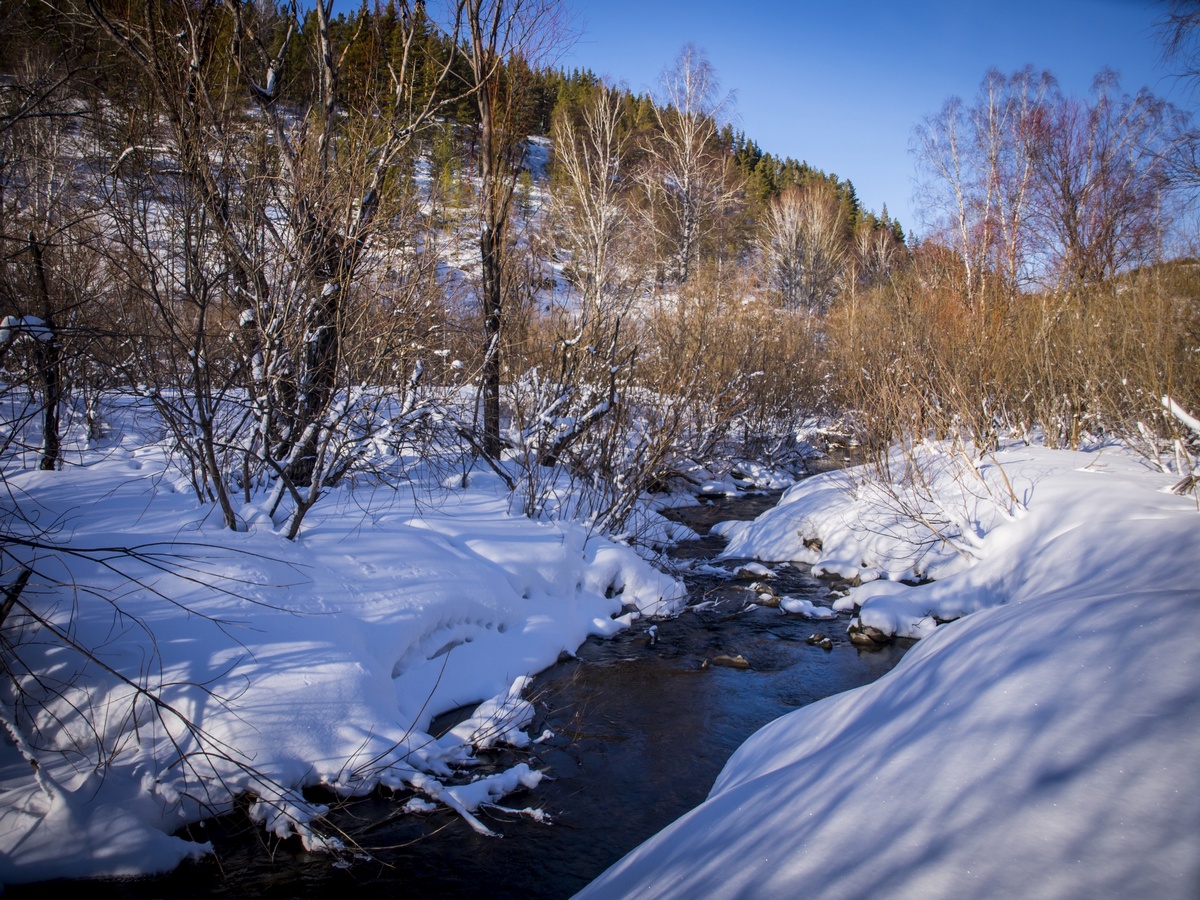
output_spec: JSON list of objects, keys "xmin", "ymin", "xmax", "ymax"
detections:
[
  {"xmin": 0, "ymin": 448, "xmax": 684, "ymax": 884},
  {"xmin": 580, "ymin": 444, "xmax": 1200, "ymax": 898}
]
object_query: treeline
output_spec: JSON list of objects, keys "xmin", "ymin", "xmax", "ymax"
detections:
[
  {"xmin": 315, "ymin": 0, "xmax": 910, "ymax": 282},
  {"xmin": 1, "ymin": 0, "xmax": 1197, "ymax": 554},
  {"xmin": 322, "ymin": 3, "xmax": 904, "ymax": 232}
]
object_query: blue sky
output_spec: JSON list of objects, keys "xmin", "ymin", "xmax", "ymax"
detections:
[{"xmin": 555, "ymin": 0, "xmax": 1179, "ymax": 233}]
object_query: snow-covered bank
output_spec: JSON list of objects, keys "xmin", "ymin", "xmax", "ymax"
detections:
[
  {"xmin": 0, "ymin": 444, "xmax": 684, "ymax": 884},
  {"xmin": 717, "ymin": 442, "xmax": 1196, "ymax": 638},
  {"xmin": 579, "ymin": 444, "xmax": 1200, "ymax": 898}
]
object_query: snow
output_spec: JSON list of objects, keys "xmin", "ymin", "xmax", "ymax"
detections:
[
  {"xmin": 1164, "ymin": 394, "xmax": 1200, "ymax": 437},
  {"xmin": 5, "ymin": 415, "xmax": 1198, "ymax": 895},
  {"xmin": 578, "ymin": 442, "xmax": 1200, "ymax": 898},
  {"xmin": 732, "ymin": 561, "xmax": 773, "ymax": 579},
  {"xmin": 0, "ymin": 420, "xmax": 685, "ymax": 884},
  {"xmin": 778, "ymin": 596, "xmax": 837, "ymax": 619},
  {"xmin": 438, "ymin": 676, "xmax": 536, "ymax": 751},
  {"xmin": 718, "ymin": 441, "xmax": 1197, "ymax": 639},
  {"xmin": 0, "ymin": 315, "xmax": 52, "ymax": 344}
]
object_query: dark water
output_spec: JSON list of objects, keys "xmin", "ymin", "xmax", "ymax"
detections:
[{"xmin": 31, "ymin": 492, "xmax": 907, "ymax": 900}]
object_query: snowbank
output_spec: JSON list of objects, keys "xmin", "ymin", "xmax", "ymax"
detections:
[
  {"xmin": 580, "ymin": 443, "xmax": 1200, "ymax": 898},
  {"xmin": 717, "ymin": 442, "xmax": 1194, "ymax": 637},
  {"xmin": 0, "ymin": 443, "xmax": 684, "ymax": 884}
]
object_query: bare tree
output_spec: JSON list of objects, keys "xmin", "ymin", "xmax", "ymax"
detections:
[
  {"xmin": 916, "ymin": 67, "xmax": 1178, "ymax": 300},
  {"xmin": 464, "ymin": 0, "xmax": 563, "ymax": 459},
  {"xmin": 1160, "ymin": 0, "xmax": 1200, "ymax": 88},
  {"xmin": 1158, "ymin": 1, "xmax": 1200, "ymax": 194},
  {"xmin": 508, "ymin": 81, "xmax": 641, "ymax": 483},
  {"xmin": 0, "ymin": 48, "xmax": 110, "ymax": 472},
  {"xmin": 760, "ymin": 182, "xmax": 846, "ymax": 312},
  {"xmin": 85, "ymin": 0, "xmax": 469, "ymax": 536},
  {"xmin": 914, "ymin": 68, "xmax": 1055, "ymax": 310},
  {"xmin": 549, "ymin": 81, "xmax": 634, "ymax": 311},
  {"xmin": 850, "ymin": 219, "xmax": 905, "ymax": 293},
  {"xmin": 976, "ymin": 67, "xmax": 1054, "ymax": 297},
  {"xmin": 638, "ymin": 44, "xmax": 741, "ymax": 285},
  {"xmin": 1028, "ymin": 71, "xmax": 1179, "ymax": 290}
]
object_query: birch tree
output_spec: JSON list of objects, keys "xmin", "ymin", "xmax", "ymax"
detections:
[
  {"xmin": 638, "ymin": 44, "xmax": 740, "ymax": 285},
  {"xmin": 914, "ymin": 68, "xmax": 1054, "ymax": 310},
  {"xmin": 915, "ymin": 67, "xmax": 1176, "ymax": 299},
  {"xmin": 508, "ymin": 82, "xmax": 639, "ymax": 507},
  {"xmin": 549, "ymin": 81, "xmax": 633, "ymax": 311},
  {"xmin": 1028, "ymin": 71, "xmax": 1178, "ymax": 290},
  {"xmin": 760, "ymin": 182, "xmax": 846, "ymax": 312}
]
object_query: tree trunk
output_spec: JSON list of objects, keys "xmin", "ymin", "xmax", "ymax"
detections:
[
  {"xmin": 29, "ymin": 234, "xmax": 60, "ymax": 472},
  {"xmin": 480, "ymin": 223, "xmax": 504, "ymax": 459}
]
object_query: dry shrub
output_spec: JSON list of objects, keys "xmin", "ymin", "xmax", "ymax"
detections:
[
  {"xmin": 635, "ymin": 269, "xmax": 830, "ymax": 466},
  {"xmin": 827, "ymin": 245, "xmax": 1200, "ymax": 465},
  {"xmin": 493, "ymin": 264, "xmax": 830, "ymax": 531}
]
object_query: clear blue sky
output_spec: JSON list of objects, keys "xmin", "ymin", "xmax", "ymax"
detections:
[
  {"xmin": 334, "ymin": 0, "xmax": 1182, "ymax": 233},
  {"xmin": 555, "ymin": 0, "xmax": 1179, "ymax": 233}
]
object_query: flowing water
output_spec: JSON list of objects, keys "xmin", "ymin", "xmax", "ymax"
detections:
[{"xmin": 38, "ymin": 491, "xmax": 907, "ymax": 900}]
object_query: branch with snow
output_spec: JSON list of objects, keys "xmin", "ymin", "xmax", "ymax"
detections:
[
  {"xmin": 0, "ymin": 315, "xmax": 53, "ymax": 346},
  {"xmin": 1163, "ymin": 395, "xmax": 1200, "ymax": 437}
]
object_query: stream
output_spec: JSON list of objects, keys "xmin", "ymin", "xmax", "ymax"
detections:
[{"xmin": 40, "ymin": 490, "xmax": 908, "ymax": 900}]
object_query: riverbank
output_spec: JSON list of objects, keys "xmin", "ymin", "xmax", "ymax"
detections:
[
  {"xmin": 0, "ymin": 440, "xmax": 691, "ymax": 884},
  {"xmin": 4, "ymin": 484, "xmax": 910, "ymax": 898},
  {"xmin": 579, "ymin": 441, "xmax": 1200, "ymax": 898}
]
